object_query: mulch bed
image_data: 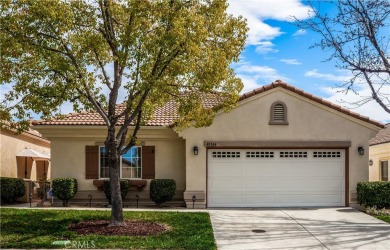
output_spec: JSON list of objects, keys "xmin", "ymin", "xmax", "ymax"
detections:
[{"xmin": 69, "ymin": 220, "xmax": 169, "ymax": 236}]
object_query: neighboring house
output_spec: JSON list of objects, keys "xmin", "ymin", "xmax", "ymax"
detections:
[
  {"xmin": 369, "ymin": 124, "xmax": 390, "ymax": 181},
  {"xmin": 0, "ymin": 125, "xmax": 51, "ymax": 181},
  {"xmin": 32, "ymin": 81, "xmax": 383, "ymax": 208}
]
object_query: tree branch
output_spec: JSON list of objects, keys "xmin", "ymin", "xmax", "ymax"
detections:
[
  {"xmin": 49, "ymin": 24, "xmax": 110, "ymax": 125},
  {"xmin": 93, "ymin": 48, "xmax": 113, "ymax": 91},
  {"xmin": 119, "ymin": 109, "xmax": 142, "ymax": 155},
  {"xmin": 362, "ymin": 70, "xmax": 390, "ymax": 113},
  {"xmin": 115, "ymin": 89, "xmax": 149, "ymax": 141}
]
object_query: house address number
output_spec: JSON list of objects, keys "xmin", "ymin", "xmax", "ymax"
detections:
[{"xmin": 204, "ymin": 141, "xmax": 217, "ymax": 147}]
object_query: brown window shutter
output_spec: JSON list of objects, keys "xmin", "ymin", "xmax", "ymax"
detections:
[
  {"xmin": 85, "ymin": 146, "xmax": 99, "ymax": 179},
  {"xmin": 142, "ymin": 146, "xmax": 155, "ymax": 179}
]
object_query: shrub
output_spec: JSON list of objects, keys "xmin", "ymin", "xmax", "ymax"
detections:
[
  {"xmin": 52, "ymin": 178, "xmax": 78, "ymax": 206},
  {"xmin": 0, "ymin": 177, "xmax": 25, "ymax": 204},
  {"xmin": 150, "ymin": 179, "xmax": 176, "ymax": 207},
  {"xmin": 357, "ymin": 181, "xmax": 390, "ymax": 208},
  {"xmin": 365, "ymin": 206, "xmax": 390, "ymax": 216},
  {"xmin": 103, "ymin": 180, "xmax": 130, "ymax": 204}
]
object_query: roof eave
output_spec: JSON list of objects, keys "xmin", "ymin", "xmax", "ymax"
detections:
[{"xmin": 239, "ymin": 80, "xmax": 385, "ymax": 129}]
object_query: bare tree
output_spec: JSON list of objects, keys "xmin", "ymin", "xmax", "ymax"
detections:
[{"xmin": 295, "ymin": 0, "xmax": 390, "ymax": 114}]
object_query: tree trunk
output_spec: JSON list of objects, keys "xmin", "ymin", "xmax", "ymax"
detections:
[{"xmin": 106, "ymin": 128, "xmax": 125, "ymax": 227}]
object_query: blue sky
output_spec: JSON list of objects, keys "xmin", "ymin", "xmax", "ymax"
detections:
[
  {"xmin": 227, "ymin": 0, "xmax": 389, "ymax": 123},
  {"xmin": 4, "ymin": 0, "xmax": 387, "ymax": 123}
]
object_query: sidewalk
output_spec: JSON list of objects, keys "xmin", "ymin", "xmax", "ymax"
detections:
[{"xmin": 1, "ymin": 203, "xmax": 206, "ymax": 212}]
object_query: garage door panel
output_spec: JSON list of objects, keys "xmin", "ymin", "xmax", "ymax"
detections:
[
  {"xmin": 310, "ymin": 180, "xmax": 344, "ymax": 190},
  {"xmin": 273, "ymin": 163, "xmax": 309, "ymax": 172},
  {"xmin": 209, "ymin": 158, "xmax": 244, "ymax": 164},
  {"xmin": 209, "ymin": 178, "xmax": 242, "ymax": 190},
  {"xmin": 311, "ymin": 194, "xmax": 344, "ymax": 204},
  {"xmin": 244, "ymin": 165, "xmax": 310, "ymax": 177},
  {"xmin": 242, "ymin": 194, "xmax": 277, "ymax": 204},
  {"xmin": 244, "ymin": 179, "xmax": 276, "ymax": 189},
  {"xmin": 210, "ymin": 194, "xmax": 242, "ymax": 205},
  {"xmin": 244, "ymin": 165, "xmax": 278, "ymax": 176},
  {"xmin": 276, "ymin": 194, "xmax": 313, "ymax": 204},
  {"xmin": 311, "ymin": 164, "xmax": 344, "ymax": 176},
  {"xmin": 209, "ymin": 163, "xmax": 242, "ymax": 177},
  {"xmin": 275, "ymin": 179, "xmax": 312, "ymax": 190},
  {"xmin": 208, "ymin": 149, "xmax": 345, "ymax": 207}
]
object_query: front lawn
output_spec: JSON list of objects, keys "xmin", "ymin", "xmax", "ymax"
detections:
[
  {"xmin": 375, "ymin": 215, "xmax": 390, "ymax": 223},
  {"xmin": 0, "ymin": 208, "xmax": 215, "ymax": 249}
]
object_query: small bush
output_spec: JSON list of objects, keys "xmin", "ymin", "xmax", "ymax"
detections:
[
  {"xmin": 103, "ymin": 180, "xmax": 130, "ymax": 204},
  {"xmin": 150, "ymin": 179, "xmax": 176, "ymax": 207},
  {"xmin": 0, "ymin": 177, "xmax": 25, "ymax": 204},
  {"xmin": 365, "ymin": 206, "xmax": 390, "ymax": 216},
  {"xmin": 52, "ymin": 178, "xmax": 78, "ymax": 206},
  {"xmin": 357, "ymin": 181, "xmax": 390, "ymax": 208}
]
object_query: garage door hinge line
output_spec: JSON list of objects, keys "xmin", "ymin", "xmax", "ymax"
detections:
[{"xmin": 280, "ymin": 209, "xmax": 329, "ymax": 250}]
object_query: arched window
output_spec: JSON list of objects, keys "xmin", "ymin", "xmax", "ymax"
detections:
[{"xmin": 269, "ymin": 101, "xmax": 288, "ymax": 125}]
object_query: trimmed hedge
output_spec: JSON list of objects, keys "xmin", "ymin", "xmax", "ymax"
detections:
[
  {"xmin": 357, "ymin": 181, "xmax": 390, "ymax": 208},
  {"xmin": 103, "ymin": 180, "xmax": 130, "ymax": 204},
  {"xmin": 150, "ymin": 179, "xmax": 176, "ymax": 207},
  {"xmin": 52, "ymin": 178, "xmax": 78, "ymax": 206},
  {"xmin": 0, "ymin": 177, "xmax": 25, "ymax": 204}
]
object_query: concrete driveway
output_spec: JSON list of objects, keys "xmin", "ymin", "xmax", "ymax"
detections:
[{"xmin": 209, "ymin": 208, "xmax": 390, "ymax": 250}]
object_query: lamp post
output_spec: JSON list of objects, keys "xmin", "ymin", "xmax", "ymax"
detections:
[
  {"xmin": 192, "ymin": 195, "xmax": 196, "ymax": 209},
  {"xmin": 136, "ymin": 194, "xmax": 140, "ymax": 208},
  {"xmin": 88, "ymin": 193, "xmax": 92, "ymax": 207},
  {"xmin": 29, "ymin": 193, "xmax": 33, "ymax": 208}
]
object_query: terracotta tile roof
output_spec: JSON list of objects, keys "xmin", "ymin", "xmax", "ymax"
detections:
[
  {"xmin": 32, "ymin": 80, "xmax": 384, "ymax": 128},
  {"xmin": 1, "ymin": 120, "xmax": 50, "ymax": 142},
  {"xmin": 32, "ymin": 102, "xmax": 176, "ymax": 126},
  {"xmin": 239, "ymin": 80, "xmax": 384, "ymax": 129},
  {"xmin": 32, "ymin": 94, "xmax": 221, "ymax": 126},
  {"xmin": 370, "ymin": 124, "xmax": 390, "ymax": 146}
]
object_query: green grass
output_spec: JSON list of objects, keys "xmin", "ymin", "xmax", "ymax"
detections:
[
  {"xmin": 0, "ymin": 208, "xmax": 216, "ymax": 249},
  {"xmin": 375, "ymin": 215, "xmax": 390, "ymax": 223}
]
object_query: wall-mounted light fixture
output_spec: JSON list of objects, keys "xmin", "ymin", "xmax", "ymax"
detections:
[
  {"xmin": 193, "ymin": 146, "xmax": 199, "ymax": 155},
  {"xmin": 369, "ymin": 159, "xmax": 373, "ymax": 166},
  {"xmin": 357, "ymin": 146, "xmax": 365, "ymax": 156}
]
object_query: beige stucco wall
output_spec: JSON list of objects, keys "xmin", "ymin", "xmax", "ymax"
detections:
[
  {"xmin": 0, "ymin": 129, "xmax": 51, "ymax": 181},
  {"xmin": 179, "ymin": 88, "xmax": 381, "ymax": 208},
  {"xmin": 34, "ymin": 126, "xmax": 185, "ymax": 201},
  {"xmin": 369, "ymin": 143, "xmax": 390, "ymax": 181},
  {"xmin": 33, "ymin": 87, "xmax": 381, "ymax": 207}
]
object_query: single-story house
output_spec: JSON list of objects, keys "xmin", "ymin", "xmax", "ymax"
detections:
[
  {"xmin": 0, "ymin": 125, "xmax": 51, "ymax": 181},
  {"xmin": 32, "ymin": 80, "xmax": 383, "ymax": 208},
  {"xmin": 369, "ymin": 124, "xmax": 389, "ymax": 181},
  {"xmin": 1, "ymin": 124, "xmax": 51, "ymax": 202}
]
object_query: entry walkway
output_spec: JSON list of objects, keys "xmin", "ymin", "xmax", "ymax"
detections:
[{"xmin": 209, "ymin": 208, "xmax": 390, "ymax": 250}]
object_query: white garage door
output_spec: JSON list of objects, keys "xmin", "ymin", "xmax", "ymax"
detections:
[{"xmin": 208, "ymin": 149, "xmax": 345, "ymax": 207}]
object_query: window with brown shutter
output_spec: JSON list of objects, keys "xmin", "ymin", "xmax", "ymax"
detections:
[
  {"xmin": 269, "ymin": 101, "xmax": 289, "ymax": 125},
  {"xmin": 142, "ymin": 146, "xmax": 155, "ymax": 179},
  {"xmin": 381, "ymin": 161, "xmax": 389, "ymax": 181},
  {"xmin": 85, "ymin": 145, "xmax": 99, "ymax": 179}
]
